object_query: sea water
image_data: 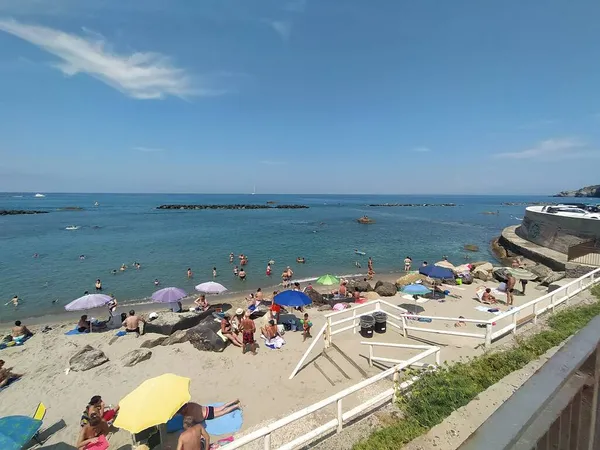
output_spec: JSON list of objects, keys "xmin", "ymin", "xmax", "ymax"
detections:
[{"xmin": 0, "ymin": 193, "xmax": 548, "ymax": 322}]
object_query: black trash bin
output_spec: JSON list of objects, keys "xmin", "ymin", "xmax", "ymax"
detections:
[
  {"xmin": 372, "ymin": 311, "xmax": 387, "ymax": 334},
  {"xmin": 360, "ymin": 315, "xmax": 375, "ymax": 338}
]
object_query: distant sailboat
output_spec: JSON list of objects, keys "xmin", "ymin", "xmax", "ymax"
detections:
[
  {"xmin": 251, "ymin": 185, "xmax": 256, "ymax": 195},
  {"xmin": 94, "ymin": 201, "xmax": 99, "ymax": 207},
  {"xmin": 34, "ymin": 193, "xmax": 45, "ymax": 198}
]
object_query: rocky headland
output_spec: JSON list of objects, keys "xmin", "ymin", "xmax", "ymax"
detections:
[
  {"xmin": 0, "ymin": 209, "xmax": 48, "ymax": 216},
  {"xmin": 368, "ymin": 203, "xmax": 456, "ymax": 207},
  {"xmin": 554, "ymin": 184, "xmax": 600, "ymax": 198}
]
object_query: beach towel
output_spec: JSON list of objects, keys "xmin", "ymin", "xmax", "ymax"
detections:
[
  {"xmin": 115, "ymin": 331, "xmax": 127, "ymax": 337},
  {"xmin": 475, "ymin": 305, "xmax": 502, "ymax": 315},
  {"xmin": 210, "ymin": 436, "xmax": 235, "ymax": 449},
  {"xmin": 261, "ymin": 335, "xmax": 285, "ymax": 349},
  {"xmin": 0, "ymin": 376, "xmax": 20, "ymax": 392},
  {"xmin": 65, "ymin": 328, "xmax": 90, "ymax": 335},
  {"xmin": 166, "ymin": 403, "xmax": 243, "ymax": 436},
  {"xmin": 84, "ymin": 434, "xmax": 109, "ymax": 450}
]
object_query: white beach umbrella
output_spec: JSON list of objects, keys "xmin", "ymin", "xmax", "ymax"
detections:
[{"xmin": 195, "ymin": 282, "xmax": 228, "ymax": 294}]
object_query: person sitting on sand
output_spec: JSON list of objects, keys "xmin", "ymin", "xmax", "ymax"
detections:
[
  {"xmin": 122, "ymin": 310, "xmax": 145, "ymax": 337},
  {"xmin": 231, "ymin": 308, "xmax": 244, "ymax": 334},
  {"xmin": 194, "ymin": 294, "xmax": 209, "ymax": 311},
  {"xmin": 261, "ymin": 320, "xmax": 280, "ymax": 340},
  {"xmin": 77, "ymin": 410, "xmax": 109, "ymax": 450},
  {"xmin": 81, "ymin": 395, "xmax": 120, "ymax": 426},
  {"xmin": 302, "ymin": 313, "xmax": 312, "ymax": 342},
  {"xmin": 482, "ymin": 288, "xmax": 497, "ymax": 304},
  {"xmin": 0, "ymin": 359, "xmax": 23, "ymax": 387},
  {"xmin": 353, "ymin": 288, "xmax": 361, "ymax": 302},
  {"xmin": 335, "ymin": 281, "xmax": 347, "ymax": 297},
  {"xmin": 11, "ymin": 320, "xmax": 33, "ymax": 340},
  {"xmin": 220, "ymin": 313, "xmax": 243, "ymax": 347},
  {"xmin": 454, "ymin": 316, "xmax": 466, "ymax": 327},
  {"xmin": 240, "ymin": 311, "xmax": 257, "ymax": 355},
  {"xmin": 77, "ymin": 315, "xmax": 91, "ymax": 333},
  {"xmin": 178, "ymin": 400, "xmax": 241, "ymax": 423},
  {"xmin": 177, "ymin": 416, "xmax": 210, "ymax": 450},
  {"xmin": 245, "ymin": 293, "xmax": 256, "ymax": 307},
  {"xmin": 256, "ymin": 288, "xmax": 264, "ymax": 302}
]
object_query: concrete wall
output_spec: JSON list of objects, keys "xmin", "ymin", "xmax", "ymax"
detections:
[{"xmin": 517, "ymin": 208, "xmax": 600, "ymax": 254}]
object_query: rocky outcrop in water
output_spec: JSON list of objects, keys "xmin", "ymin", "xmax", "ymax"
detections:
[
  {"xmin": 501, "ymin": 202, "xmax": 557, "ymax": 206},
  {"xmin": 157, "ymin": 204, "xmax": 308, "ymax": 210},
  {"xmin": 554, "ymin": 185, "xmax": 600, "ymax": 198},
  {"xmin": 368, "ymin": 203, "xmax": 456, "ymax": 207},
  {"xmin": 0, "ymin": 209, "xmax": 48, "ymax": 215}
]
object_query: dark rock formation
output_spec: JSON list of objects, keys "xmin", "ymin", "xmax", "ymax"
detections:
[
  {"xmin": 0, "ymin": 209, "xmax": 48, "ymax": 215},
  {"xmin": 161, "ymin": 318, "xmax": 227, "ymax": 352},
  {"xmin": 304, "ymin": 287, "xmax": 325, "ymax": 305},
  {"xmin": 350, "ymin": 280, "xmax": 373, "ymax": 292},
  {"xmin": 69, "ymin": 345, "xmax": 109, "ymax": 372},
  {"xmin": 122, "ymin": 349, "xmax": 152, "ymax": 367},
  {"xmin": 501, "ymin": 202, "xmax": 557, "ymax": 206},
  {"xmin": 140, "ymin": 337, "xmax": 168, "ymax": 348},
  {"xmin": 143, "ymin": 309, "xmax": 218, "ymax": 336},
  {"xmin": 464, "ymin": 244, "xmax": 479, "ymax": 252},
  {"xmin": 157, "ymin": 204, "xmax": 308, "ymax": 210},
  {"xmin": 57, "ymin": 206, "xmax": 85, "ymax": 211},
  {"xmin": 374, "ymin": 281, "xmax": 397, "ymax": 297},
  {"xmin": 368, "ymin": 203, "xmax": 456, "ymax": 207},
  {"xmin": 554, "ymin": 185, "xmax": 600, "ymax": 198}
]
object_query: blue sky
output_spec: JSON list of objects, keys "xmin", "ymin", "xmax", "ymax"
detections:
[{"xmin": 0, "ymin": 0, "xmax": 599, "ymax": 195}]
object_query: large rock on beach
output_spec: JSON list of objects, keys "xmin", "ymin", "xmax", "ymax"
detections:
[
  {"xmin": 140, "ymin": 337, "xmax": 167, "ymax": 349},
  {"xmin": 473, "ymin": 267, "xmax": 492, "ymax": 281},
  {"xmin": 161, "ymin": 318, "xmax": 226, "ymax": 352},
  {"xmin": 375, "ymin": 282, "xmax": 397, "ymax": 297},
  {"xmin": 493, "ymin": 267, "xmax": 509, "ymax": 282},
  {"xmin": 350, "ymin": 280, "xmax": 372, "ymax": 292},
  {"xmin": 304, "ymin": 287, "xmax": 325, "ymax": 305},
  {"xmin": 529, "ymin": 265, "xmax": 553, "ymax": 281},
  {"xmin": 144, "ymin": 309, "xmax": 215, "ymax": 336},
  {"xmin": 476, "ymin": 262, "xmax": 493, "ymax": 272},
  {"xmin": 69, "ymin": 345, "xmax": 109, "ymax": 372},
  {"xmin": 122, "ymin": 349, "xmax": 152, "ymax": 367},
  {"xmin": 491, "ymin": 237, "xmax": 508, "ymax": 259},
  {"xmin": 470, "ymin": 261, "xmax": 490, "ymax": 268},
  {"xmin": 540, "ymin": 271, "xmax": 566, "ymax": 286}
]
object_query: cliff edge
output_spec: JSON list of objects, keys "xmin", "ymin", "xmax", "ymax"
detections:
[{"xmin": 553, "ymin": 184, "xmax": 600, "ymax": 198}]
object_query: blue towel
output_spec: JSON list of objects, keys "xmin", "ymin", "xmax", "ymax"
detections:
[
  {"xmin": 0, "ymin": 377, "xmax": 20, "ymax": 392},
  {"xmin": 65, "ymin": 328, "xmax": 89, "ymax": 335},
  {"xmin": 115, "ymin": 331, "xmax": 127, "ymax": 337},
  {"xmin": 166, "ymin": 403, "xmax": 243, "ymax": 436}
]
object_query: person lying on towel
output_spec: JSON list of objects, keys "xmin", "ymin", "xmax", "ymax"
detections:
[{"xmin": 178, "ymin": 400, "xmax": 241, "ymax": 423}]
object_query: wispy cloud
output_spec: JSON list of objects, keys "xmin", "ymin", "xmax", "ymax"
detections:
[
  {"xmin": 260, "ymin": 160, "xmax": 286, "ymax": 166},
  {"xmin": 412, "ymin": 147, "xmax": 431, "ymax": 153},
  {"xmin": 493, "ymin": 138, "xmax": 598, "ymax": 160},
  {"xmin": 265, "ymin": 19, "xmax": 292, "ymax": 40},
  {"xmin": 0, "ymin": 18, "xmax": 225, "ymax": 100},
  {"xmin": 134, "ymin": 146, "xmax": 166, "ymax": 153}
]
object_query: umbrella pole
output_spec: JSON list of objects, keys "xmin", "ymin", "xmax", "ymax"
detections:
[{"xmin": 159, "ymin": 423, "xmax": 167, "ymax": 448}]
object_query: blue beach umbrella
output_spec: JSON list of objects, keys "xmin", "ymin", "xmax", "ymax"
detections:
[
  {"xmin": 418, "ymin": 265, "xmax": 455, "ymax": 280},
  {"xmin": 401, "ymin": 284, "xmax": 432, "ymax": 296},
  {"xmin": 0, "ymin": 416, "xmax": 43, "ymax": 450},
  {"xmin": 274, "ymin": 290, "xmax": 312, "ymax": 308}
]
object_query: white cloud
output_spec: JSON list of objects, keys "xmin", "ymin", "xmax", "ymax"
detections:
[
  {"xmin": 412, "ymin": 147, "xmax": 431, "ymax": 153},
  {"xmin": 134, "ymin": 146, "xmax": 165, "ymax": 153},
  {"xmin": 493, "ymin": 138, "xmax": 597, "ymax": 160},
  {"xmin": 267, "ymin": 20, "xmax": 292, "ymax": 40},
  {"xmin": 0, "ymin": 18, "xmax": 223, "ymax": 100}
]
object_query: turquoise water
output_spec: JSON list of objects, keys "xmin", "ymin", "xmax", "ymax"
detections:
[{"xmin": 0, "ymin": 193, "xmax": 548, "ymax": 322}]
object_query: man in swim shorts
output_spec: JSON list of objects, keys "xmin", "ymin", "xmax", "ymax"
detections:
[
  {"xmin": 11, "ymin": 320, "xmax": 33, "ymax": 339},
  {"xmin": 240, "ymin": 311, "xmax": 257, "ymax": 355},
  {"xmin": 177, "ymin": 416, "xmax": 210, "ymax": 450},
  {"xmin": 178, "ymin": 400, "xmax": 241, "ymax": 423},
  {"xmin": 122, "ymin": 310, "xmax": 145, "ymax": 337}
]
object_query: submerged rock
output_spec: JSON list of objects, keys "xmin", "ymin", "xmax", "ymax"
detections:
[
  {"xmin": 463, "ymin": 244, "xmax": 479, "ymax": 252},
  {"xmin": 69, "ymin": 345, "xmax": 109, "ymax": 372},
  {"xmin": 0, "ymin": 209, "xmax": 48, "ymax": 215}
]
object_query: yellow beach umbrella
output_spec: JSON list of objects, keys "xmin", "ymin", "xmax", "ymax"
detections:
[{"xmin": 113, "ymin": 373, "xmax": 191, "ymax": 433}]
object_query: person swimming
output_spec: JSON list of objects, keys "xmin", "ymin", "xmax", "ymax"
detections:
[
  {"xmin": 111, "ymin": 269, "xmax": 117, "ymax": 275},
  {"xmin": 154, "ymin": 279, "xmax": 160, "ymax": 286},
  {"xmin": 120, "ymin": 264, "xmax": 127, "ymax": 271},
  {"xmin": 79, "ymin": 255, "xmax": 85, "ymax": 260}
]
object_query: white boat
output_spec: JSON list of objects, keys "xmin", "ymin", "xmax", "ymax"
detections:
[
  {"xmin": 94, "ymin": 201, "xmax": 99, "ymax": 206},
  {"xmin": 34, "ymin": 193, "xmax": 45, "ymax": 198},
  {"xmin": 65, "ymin": 226, "xmax": 80, "ymax": 230},
  {"xmin": 251, "ymin": 185, "xmax": 256, "ymax": 195},
  {"xmin": 528, "ymin": 205, "xmax": 600, "ymax": 220}
]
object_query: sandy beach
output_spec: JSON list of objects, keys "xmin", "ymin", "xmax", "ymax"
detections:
[{"xmin": 0, "ymin": 269, "xmax": 556, "ymax": 449}]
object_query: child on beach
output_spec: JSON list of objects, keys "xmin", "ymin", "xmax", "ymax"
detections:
[{"xmin": 302, "ymin": 313, "xmax": 312, "ymax": 341}]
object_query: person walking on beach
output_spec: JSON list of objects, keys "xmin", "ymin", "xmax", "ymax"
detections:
[
  {"xmin": 403, "ymin": 256, "xmax": 412, "ymax": 272},
  {"xmin": 302, "ymin": 313, "xmax": 312, "ymax": 342},
  {"xmin": 187, "ymin": 268, "xmax": 193, "ymax": 279},
  {"xmin": 506, "ymin": 273, "xmax": 516, "ymax": 306}
]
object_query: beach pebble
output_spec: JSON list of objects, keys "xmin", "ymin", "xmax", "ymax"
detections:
[
  {"xmin": 122, "ymin": 349, "xmax": 153, "ymax": 367},
  {"xmin": 69, "ymin": 345, "xmax": 109, "ymax": 372}
]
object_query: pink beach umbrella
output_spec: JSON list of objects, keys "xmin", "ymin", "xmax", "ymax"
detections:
[
  {"xmin": 65, "ymin": 294, "xmax": 112, "ymax": 311},
  {"xmin": 151, "ymin": 287, "xmax": 187, "ymax": 303}
]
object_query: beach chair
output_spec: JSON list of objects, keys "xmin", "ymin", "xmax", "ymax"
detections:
[{"xmin": 32, "ymin": 402, "xmax": 46, "ymax": 443}]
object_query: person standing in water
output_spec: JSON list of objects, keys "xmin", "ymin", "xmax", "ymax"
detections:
[
  {"xmin": 212, "ymin": 267, "xmax": 217, "ymax": 278},
  {"xmin": 233, "ymin": 265, "xmax": 239, "ymax": 276},
  {"xmin": 229, "ymin": 253, "xmax": 234, "ymax": 263},
  {"xmin": 95, "ymin": 279, "xmax": 102, "ymax": 291},
  {"xmin": 187, "ymin": 268, "xmax": 193, "ymax": 279},
  {"xmin": 403, "ymin": 256, "xmax": 412, "ymax": 272},
  {"xmin": 266, "ymin": 263, "xmax": 272, "ymax": 276}
]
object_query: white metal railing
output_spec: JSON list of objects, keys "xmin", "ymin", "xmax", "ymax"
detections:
[
  {"xmin": 227, "ymin": 345, "xmax": 439, "ymax": 450},
  {"xmin": 361, "ymin": 341, "xmax": 441, "ymax": 368}
]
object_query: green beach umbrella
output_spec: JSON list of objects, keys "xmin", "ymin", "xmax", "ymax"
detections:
[{"xmin": 316, "ymin": 274, "xmax": 340, "ymax": 286}]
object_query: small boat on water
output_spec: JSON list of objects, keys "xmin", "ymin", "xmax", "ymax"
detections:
[
  {"xmin": 34, "ymin": 193, "xmax": 45, "ymax": 198},
  {"xmin": 65, "ymin": 226, "xmax": 80, "ymax": 231}
]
